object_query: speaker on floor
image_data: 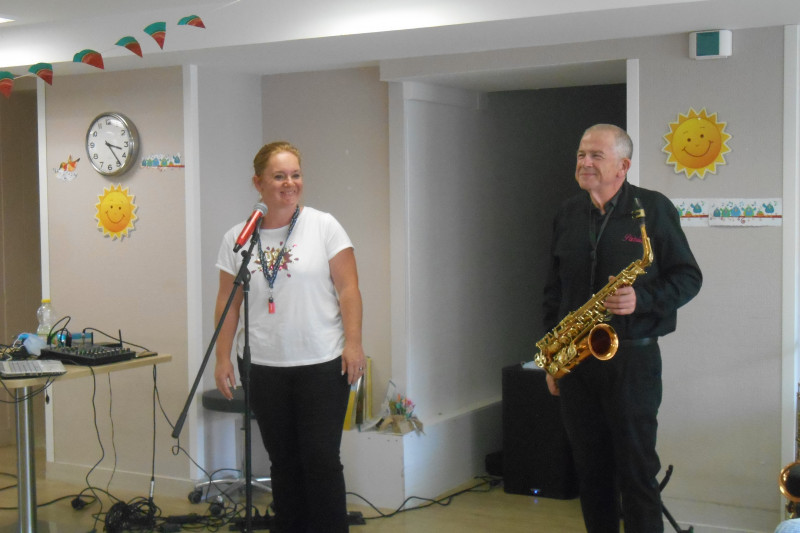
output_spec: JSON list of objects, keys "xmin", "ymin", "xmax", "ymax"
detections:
[{"xmin": 502, "ymin": 364, "xmax": 578, "ymax": 499}]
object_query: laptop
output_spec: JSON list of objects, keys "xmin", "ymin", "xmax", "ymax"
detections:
[{"xmin": 0, "ymin": 359, "xmax": 67, "ymax": 379}]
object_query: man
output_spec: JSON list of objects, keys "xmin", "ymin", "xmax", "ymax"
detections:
[{"xmin": 542, "ymin": 124, "xmax": 702, "ymax": 532}]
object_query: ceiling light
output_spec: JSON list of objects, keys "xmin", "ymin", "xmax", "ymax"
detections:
[{"xmin": 0, "ymin": 17, "xmax": 14, "ymax": 24}]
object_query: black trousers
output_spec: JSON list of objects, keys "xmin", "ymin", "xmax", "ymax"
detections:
[
  {"xmin": 241, "ymin": 356, "xmax": 350, "ymax": 533},
  {"xmin": 558, "ymin": 343, "xmax": 664, "ymax": 533}
]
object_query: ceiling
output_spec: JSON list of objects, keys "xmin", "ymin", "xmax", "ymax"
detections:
[{"xmin": 0, "ymin": 0, "xmax": 799, "ymax": 91}]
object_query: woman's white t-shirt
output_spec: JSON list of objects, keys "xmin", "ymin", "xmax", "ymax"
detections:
[{"xmin": 216, "ymin": 206, "xmax": 353, "ymax": 367}]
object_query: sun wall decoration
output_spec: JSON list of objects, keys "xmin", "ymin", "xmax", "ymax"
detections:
[
  {"xmin": 95, "ymin": 184, "xmax": 138, "ymax": 239},
  {"xmin": 663, "ymin": 107, "xmax": 731, "ymax": 179}
]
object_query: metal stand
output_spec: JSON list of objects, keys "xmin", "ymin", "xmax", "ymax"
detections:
[
  {"xmin": 187, "ymin": 389, "xmax": 272, "ymax": 504},
  {"xmin": 660, "ymin": 465, "xmax": 694, "ymax": 533},
  {"xmin": 173, "ymin": 231, "xmax": 268, "ymax": 532},
  {"xmin": 15, "ymin": 386, "xmax": 37, "ymax": 533}
]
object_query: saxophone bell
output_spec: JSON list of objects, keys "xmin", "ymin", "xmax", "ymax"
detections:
[
  {"xmin": 780, "ymin": 462, "xmax": 800, "ymax": 518},
  {"xmin": 779, "ymin": 384, "xmax": 800, "ymax": 518},
  {"xmin": 587, "ymin": 323, "xmax": 619, "ymax": 361}
]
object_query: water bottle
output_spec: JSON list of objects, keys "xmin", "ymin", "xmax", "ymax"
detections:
[{"xmin": 36, "ymin": 299, "xmax": 57, "ymax": 344}]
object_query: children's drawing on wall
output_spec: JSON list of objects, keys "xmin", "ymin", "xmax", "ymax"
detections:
[
  {"xmin": 672, "ymin": 199, "xmax": 708, "ymax": 227},
  {"xmin": 95, "ymin": 184, "xmax": 138, "ymax": 239},
  {"xmin": 663, "ymin": 107, "xmax": 731, "ymax": 179},
  {"xmin": 141, "ymin": 153, "xmax": 184, "ymax": 170},
  {"xmin": 54, "ymin": 155, "xmax": 80, "ymax": 182},
  {"xmin": 709, "ymin": 199, "xmax": 781, "ymax": 226}
]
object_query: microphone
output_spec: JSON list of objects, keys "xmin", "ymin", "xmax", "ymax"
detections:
[{"xmin": 233, "ymin": 202, "xmax": 268, "ymax": 252}]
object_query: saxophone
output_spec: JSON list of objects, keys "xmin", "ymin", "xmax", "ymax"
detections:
[
  {"xmin": 779, "ymin": 384, "xmax": 800, "ymax": 518},
  {"xmin": 534, "ymin": 198, "xmax": 654, "ymax": 379}
]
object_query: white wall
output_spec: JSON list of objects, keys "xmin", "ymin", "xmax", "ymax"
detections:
[
  {"xmin": 0, "ymin": 83, "xmax": 40, "ymax": 446},
  {"xmin": 392, "ymin": 83, "xmax": 505, "ymax": 498},
  {"xmin": 639, "ymin": 28, "xmax": 784, "ymax": 531},
  {"xmin": 43, "ymin": 67, "xmax": 192, "ymax": 491},
  {"xmin": 195, "ymin": 66, "xmax": 267, "ymax": 476},
  {"xmin": 258, "ymin": 67, "xmax": 392, "ymax": 412}
]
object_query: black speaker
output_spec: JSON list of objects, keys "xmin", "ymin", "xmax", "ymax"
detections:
[{"xmin": 502, "ymin": 364, "xmax": 578, "ymax": 499}]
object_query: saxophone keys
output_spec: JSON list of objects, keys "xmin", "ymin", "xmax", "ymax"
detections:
[{"xmin": 567, "ymin": 344, "xmax": 577, "ymax": 357}]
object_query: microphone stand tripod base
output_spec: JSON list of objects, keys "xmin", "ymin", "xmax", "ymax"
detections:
[{"xmin": 348, "ymin": 511, "xmax": 366, "ymax": 525}]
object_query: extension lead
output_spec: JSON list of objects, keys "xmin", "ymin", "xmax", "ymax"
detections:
[{"xmin": 164, "ymin": 513, "xmax": 202, "ymax": 524}]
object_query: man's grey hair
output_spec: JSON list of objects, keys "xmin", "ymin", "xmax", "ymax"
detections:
[{"xmin": 583, "ymin": 124, "xmax": 633, "ymax": 160}]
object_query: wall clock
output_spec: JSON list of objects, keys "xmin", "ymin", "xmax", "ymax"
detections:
[{"xmin": 85, "ymin": 112, "xmax": 139, "ymax": 176}]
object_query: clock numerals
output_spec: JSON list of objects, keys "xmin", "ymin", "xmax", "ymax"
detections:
[{"xmin": 86, "ymin": 113, "xmax": 138, "ymax": 176}]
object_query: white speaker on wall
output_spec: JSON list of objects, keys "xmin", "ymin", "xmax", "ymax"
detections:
[{"xmin": 689, "ymin": 30, "xmax": 732, "ymax": 59}]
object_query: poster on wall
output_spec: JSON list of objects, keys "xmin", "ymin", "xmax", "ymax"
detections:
[
  {"xmin": 141, "ymin": 153, "xmax": 184, "ymax": 169},
  {"xmin": 672, "ymin": 199, "xmax": 709, "ymax": 227},
  {"xmin": 663, "ymin": 108, "xmax": 731, "ymax": 179},
  {"xmin": 672, "ymin": 198, "xmax": 782, "ymax": 227},
  {"xmin": 708, "ymin": 199, "xmax": 782, "ymax": 226}
]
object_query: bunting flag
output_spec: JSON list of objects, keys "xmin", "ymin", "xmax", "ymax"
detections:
[
  {"xmin": 115, "ymin": 36, "xmax": 143, "ymax": 57},
  {"xmin": 28, "ymin": 63, "xmax": 54, "ymax": 85},
  {"xmin": 0, "ymin": 72, "xmax": 14, "ymax": 98},
  {"xmin": 178, "ymin": 15, "xmax": 205, "ymax": 28},
  {"xmin": 73, "ymin": 49, "xmax": 105, "ymax": 69},
  {"xmin": 144, "ymin": 22, "xmax": 167, "ymax": 49},
  {"xmin": 19, "ymin": 9, "xmax": 217, "ymax": 83}
]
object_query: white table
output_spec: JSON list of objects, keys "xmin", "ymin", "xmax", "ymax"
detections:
[{"xmin": 0, "ymin": 353, "xmax": 171, "ymax": 533}]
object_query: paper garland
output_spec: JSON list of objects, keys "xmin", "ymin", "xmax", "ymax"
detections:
[
  {"xmin": 178, "ymin": 15, "xmax": 206, "ymax": 28},
  {"xmin": 29, "ymin": 63, "xmax": 53, "ymax": 85},
  {"xmin": 144, "ymin": 22, "xmax": 167, "ymax": 50},
  {"xmin": 73, "ymin": 49, "xmax": 104, "ymax": 70},
  {"xmin": 115, "ymin": 36, "xmax": 143, "ymax": 58},
  {"xmin": 0, "ymin": 15, "xmax": 205, "ymax": 97},
  {"xmin": 0, "ymin": 72, "xmax": 13, "ymax": 98}
]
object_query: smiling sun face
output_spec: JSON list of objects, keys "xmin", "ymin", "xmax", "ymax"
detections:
[
  {"xmin": 95, "ymin": 184, "xmax": 137, "ymax": 239},
  {"xmin": 663, "ymin": 108, "xmax": 731, "ymax": 179}
]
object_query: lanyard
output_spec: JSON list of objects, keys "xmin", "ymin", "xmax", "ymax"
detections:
[
  {"xmin": 589, "ymin": 202, "xmax": 615, "ymax": 291},
  {"xmin": 256, "ymin": 206, "xmax": 300, "ymax": 314}
]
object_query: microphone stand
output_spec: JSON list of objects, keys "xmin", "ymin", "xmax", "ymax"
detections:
[{"xmin": 172, "ymin": 227, "xmax": 267, "ymax": 532}]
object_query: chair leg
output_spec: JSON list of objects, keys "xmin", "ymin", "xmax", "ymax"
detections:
[{"xmin": 189, "ymin": 474, "xmax": 272, "ymax": 503}]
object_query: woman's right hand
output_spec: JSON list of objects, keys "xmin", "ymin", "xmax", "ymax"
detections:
[{"xmin": 215, "ymin": 357, "xmax": 237, "ymax": 400}]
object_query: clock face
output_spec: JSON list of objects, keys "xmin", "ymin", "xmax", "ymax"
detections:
[{"xmin": 86, "ymin": 112, "xmax": 139, "ymax": 176}]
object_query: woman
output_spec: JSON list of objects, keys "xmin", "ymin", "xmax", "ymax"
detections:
[{"xmin": 214, "ymin": 141, "xmax": 366, "ymax": 533}]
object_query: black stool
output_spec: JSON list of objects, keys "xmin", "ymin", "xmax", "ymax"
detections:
[{"xmin": 188, "ymin": 388, "xmax": 271, "ymax": 503}]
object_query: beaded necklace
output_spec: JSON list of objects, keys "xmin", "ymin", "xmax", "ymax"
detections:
[{"xmin": 256, "ymin": 206, "xmax": 300, "ymax": 314}]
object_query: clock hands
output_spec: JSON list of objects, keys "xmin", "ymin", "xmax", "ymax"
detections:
[{"xmin": 105, "ymin": 141, "xmax": 123, "ymax": 165}]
